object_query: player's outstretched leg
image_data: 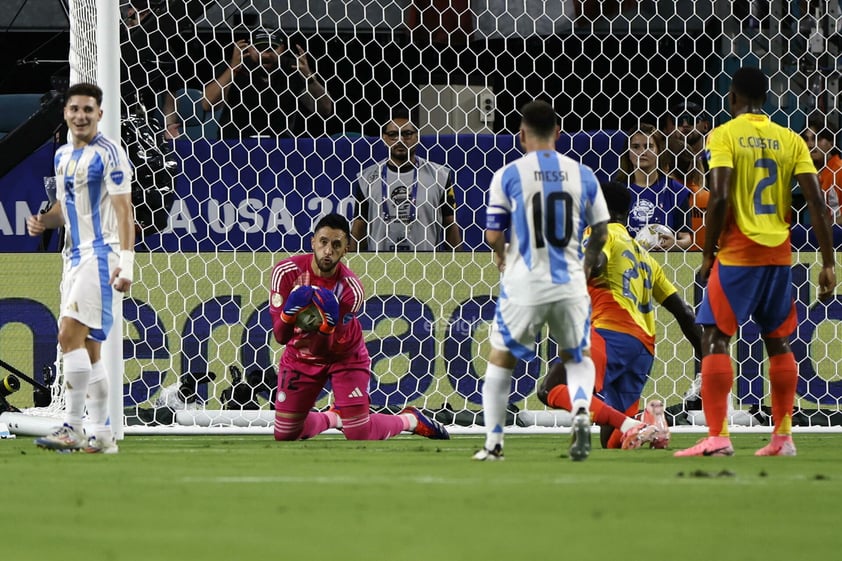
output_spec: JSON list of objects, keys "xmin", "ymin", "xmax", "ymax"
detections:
[
  {"xmin": 569, "ymin": 408, "xmax": 591, "ymax": 461},
  {"xmin": 34, "ymin": 423, "xmax": 87, "ymax": 452},
  {"xmin": 754, "ymin": 434, "xmax": 796, "ymax": 456},
  {"xmin": 400, "ymin": 406, "xmax": 450, "ymax": 439}
]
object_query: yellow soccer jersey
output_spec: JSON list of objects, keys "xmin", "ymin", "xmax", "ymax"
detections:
[
  {"xmin": 706, "ymin": 113, "xmax": 815, "ymax": 261},
  {"xmin": 587, "ymin": 223, "xmax": 678, "ymax": 352}
]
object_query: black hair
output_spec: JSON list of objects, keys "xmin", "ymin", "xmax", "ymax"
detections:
[
  {"xmin": 65, "ymin": 82, "xmax": 103, "ymax": 107},
  {"xmin": 313, "ymin": 213, "xmax": 350, "ymax": 239},
  {"xmin": 731, "ymin": 67, "xmax": 768, "ymax": 104},
  {"xmin": 520, "ymin": 100, "xmax": 559, "ymax": 137},
  {"xmin": 600, "ymin": 181, "xmax": 631, "ymax": 223},
  {"xmin": 382, "ymin": 105, "xmax": 413, "ymax": 133}
]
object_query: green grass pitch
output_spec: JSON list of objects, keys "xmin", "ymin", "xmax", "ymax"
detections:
[{"xmin": 3, "ymin": 433, "xmax": 841, "ymax": 560}]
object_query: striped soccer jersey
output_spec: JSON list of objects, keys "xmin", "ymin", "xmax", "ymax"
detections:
[
  {"xmin": 486, "ymin": 149, "xmax": 609, "ymax": 304},
  {"xmin": 54, "ymin": 132, "xmax": 133, "ymax": 263}
]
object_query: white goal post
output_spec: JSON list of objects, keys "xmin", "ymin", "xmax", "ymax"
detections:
[{"xmin": 5, "ymin": 0, "xmax": 842, "ymax": 436}]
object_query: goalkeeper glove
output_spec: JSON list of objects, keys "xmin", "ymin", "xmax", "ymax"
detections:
[
  {"xmin": 281, "ymin": 285, "xmax": 315, "ymax": 324},
  {"xmin": 312, "ymin": 286, "xmax": 340, "ymax": 335}
]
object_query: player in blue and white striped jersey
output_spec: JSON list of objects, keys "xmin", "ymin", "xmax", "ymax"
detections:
[
  {"xmin": 26, "ymin": 83, "xmax": 135, "ymax": 454},
  {"xmin": 474, "ymin": 100, "xmax": 609, "ymax": 462}
]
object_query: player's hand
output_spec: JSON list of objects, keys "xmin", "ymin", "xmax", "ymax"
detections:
[
  {"xmin": 657, "ymin": 232, "xmax": 676, "ymax": 250},
  {"xmin": 281, "ymin": 285, "xmax": 315, "ymax": 324},
  {"xmin": 817, "ymin": 264, "xmax": 837, "ymax": 302},
  {"xmin": 312, "ymin": 286, "xmax": 339, "ymax": 335},
  {"xmin": 110, "ymin": 271, "xmax": 132, "ymax": 293},
  {"xmin": 26, "ymin": 214, "xmax": 46, "ymax": 236},
  {"xmin": 493, "ymin": 252, "xmax": 505, "ymax": 273}
]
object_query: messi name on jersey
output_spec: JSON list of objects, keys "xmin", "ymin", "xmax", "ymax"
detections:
[
  {"xmin": 738, "ymin": 136, "xmax": 781, "ymax": 150},
  {"xmin": 533, "ymin": 170, "xmax": 569, "ymax": 182}
]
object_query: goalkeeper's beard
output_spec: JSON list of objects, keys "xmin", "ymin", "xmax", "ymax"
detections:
[{"xmin": 315, "ymin": 255, "xmax": 339, "ymax": 274}]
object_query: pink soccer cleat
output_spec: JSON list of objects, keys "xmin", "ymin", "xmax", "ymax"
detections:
[
  {"xmin": 642, "ymin": 399, "xmax": 670, "ymax": 449},
  {"xmin": 754, "ymin": 435, "xmax": 796, "ymax": 457},
  {"xmin": 673, "ymin": 435, "xmax": 734, "ymax": 457},
  {"xmin": 620, "ymin": 422, "xmax": 660, "ymax": 450}
]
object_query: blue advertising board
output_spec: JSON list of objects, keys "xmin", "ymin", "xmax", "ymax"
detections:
[{"xmin": 1, "ymin": 133, "xmax": 626, "ymax": 252}]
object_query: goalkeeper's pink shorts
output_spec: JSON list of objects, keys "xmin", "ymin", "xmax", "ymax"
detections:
[{"xmin": 275, "ymin": 349, "xmax": 372, "ymax": 414}]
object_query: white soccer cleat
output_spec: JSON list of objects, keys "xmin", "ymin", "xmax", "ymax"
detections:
[
  {"xmin": 472, "ymin": 444, "xmax": 504, "ymax": 461},
  {"xmin": 84, "ymin": 435, "xmax": 119, "ymax": 454},
  {"xmin": 34, "ymin": 423, "xmax": 87, "ymax": 452},
  {"xmin": 569, "ymin": 410, "xmax": 591, "ymax": 461}
]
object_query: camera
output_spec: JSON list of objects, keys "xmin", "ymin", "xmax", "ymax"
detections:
[
  {"xmin": 0, "ymin": 374, "xmax": 21, "ymax": 414},
  {"xmin": 221, "ymin": 366, "xmax": 276, "ymax": 410},
  {"xmin": 231, "ymin": 11, "xmax": 261, "ymax": 43}
]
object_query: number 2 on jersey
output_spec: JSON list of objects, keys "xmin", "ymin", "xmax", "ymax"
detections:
[
  {"xmin": 753, "ymin": 158, "xmax": 778, "ymax": 215},
  {"xmin": 621, "ymin": 248, "xmax": 654, "ymax": 314}
]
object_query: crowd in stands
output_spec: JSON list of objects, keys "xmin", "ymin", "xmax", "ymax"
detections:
[{"xmin": 7, "ymin": 1, "xmax": 841, "ymax": 253}]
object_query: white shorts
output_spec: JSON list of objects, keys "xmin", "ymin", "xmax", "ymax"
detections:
[
  {"xmin": 489, "ymin": 294, "xmax": 591, "ymax": 362},
  {"xmin": 60, "ymin": 252, "xmax": 119, "ymax": 342}
]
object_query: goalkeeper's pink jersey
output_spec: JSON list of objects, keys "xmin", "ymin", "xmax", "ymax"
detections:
[{"xmin": 269, "ymin": 253, "xmax": 367, "ymax": 364}]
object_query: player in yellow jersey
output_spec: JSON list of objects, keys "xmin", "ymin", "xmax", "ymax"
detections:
[
  {"xmin": 675, "ymin": 66, "xmax": 837, "ymax": 458},
  {"xmin": 538, "ymin": 181, "xmax": 702, "ymax": 449}
]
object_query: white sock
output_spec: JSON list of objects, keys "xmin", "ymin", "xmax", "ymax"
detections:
[
  {"xmin": 86, "ymin": 360, "xmax": 110, "ymax": 436},
  {"xmin": 482, "ymin": 363, "xmax": 513, "ymax": 450},
  {"xmin": 620, "ymin": 418, "xmax": 640, "ymax": 433},
  {"xmin": 565, "ymin": 356, "xmax": 595, "ymax": 414},
  {"xmin": 63, "ymin": 348, "xmax": 92, "ymax": 430}
]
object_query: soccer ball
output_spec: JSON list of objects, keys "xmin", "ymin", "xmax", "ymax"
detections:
[
  {"xmin": 634, "ymin": 224, "xmax": 674, "ymax": 250},
  {"xmin": 295, "ymin": 305, "xmax": 322, "ymax": 332}
]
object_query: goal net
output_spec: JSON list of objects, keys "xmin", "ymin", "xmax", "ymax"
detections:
[{"xmin": 18, "ymin": 0, "xmax": 842, "ymax": 434}]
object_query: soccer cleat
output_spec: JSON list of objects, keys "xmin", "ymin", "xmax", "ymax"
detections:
[
  {"xmin": 620, "ymin": 422, "xmax": 660, "ymax": 450},
  {"xmin": 84, "ymin": 435, "xmax": 119, "ymax": 454},
  {"xmin": 34, "ymin": 423, "xmax": 86, "ymax": 452},
  {"xmin": 569, "ymin": 409, "xmax": 591, "ymax": 461},
  {"xmin": 673, "ymin": 435, "xmax": 734, "ymax": 457},
  {"xmin": 754, "ymin": 435, "xmax": 796, "ymax": 457},
  {"xmin": 401, "ymin": 406, "xmax": 450, "ymax": 440},
  {"xmin": 642, "ymin": 399, "xmax": 671, "ymax": 449},
  {"xmin": 472, "ymin": 444, "xmax": 504, "ymax": 461}
]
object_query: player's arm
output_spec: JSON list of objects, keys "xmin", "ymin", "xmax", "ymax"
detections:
[
  {"xmin": 441, "ymin": 174, "xmax": 462, "ymax": 251},
  {"xmin": 798, "ymin": 171, "xmax": 837, "ymax": 301},
  {"xmin": 269, "ymin": 268, "xmax": 313, "ymax": 344},
  {"xmin": 26, "ymin": 201, "xmax": 65, "ymax": 235},
  {"xmin": 110, "ymin": 192, "xmax": 136, "ymax": 292},
  {"xmin": 485, "ymin": 229, "xmax": 506, "ymax": 271},
  {"xmin": 661, "ymin": 293, "xmax": 702, "ymax": 359},
  {"xmin": 350, "ymin": 181, "xmax": 367, "ymax": 252},
  {"xmin": 486, "ymin": 169, "xmax": 511, "ymax": 271},
  {"xmin": 700, "ymin": 166, "xmax": 731, "ymax": 279}
]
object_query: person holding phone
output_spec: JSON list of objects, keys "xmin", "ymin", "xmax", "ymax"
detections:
[{"xmin": 202, "ymin": 29, "xmax": 333, "ymax": 138}]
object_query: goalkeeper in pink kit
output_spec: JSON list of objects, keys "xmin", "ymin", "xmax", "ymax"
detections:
[{"xmin": 268, "ymin": 213, "xmax": 449, "ymax": 441}]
